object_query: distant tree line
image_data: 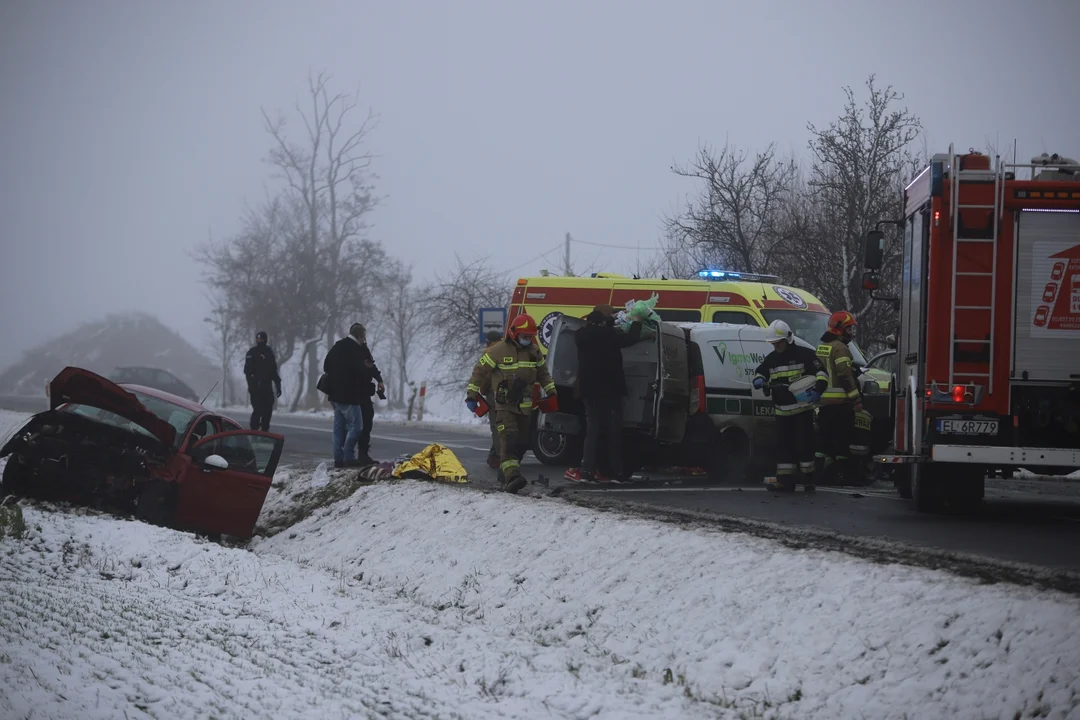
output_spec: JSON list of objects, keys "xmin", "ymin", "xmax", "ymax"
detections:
[
  {"xmin": 199, "ymin": 72, "xmax": 924, "ymax": 410},
  {"xmin": 197, "ymin": 72, "xmax": 423, "ymax": 411}
]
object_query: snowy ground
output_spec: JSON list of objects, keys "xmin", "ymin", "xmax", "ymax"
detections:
[{"xmin": 3, "ymin": 474, "xmax": 1080, "ymax": 719}]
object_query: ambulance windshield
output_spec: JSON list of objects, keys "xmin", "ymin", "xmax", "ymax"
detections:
[{"xmin": 761, "ymin": 310, "xmax": 868, "ymax": 366}]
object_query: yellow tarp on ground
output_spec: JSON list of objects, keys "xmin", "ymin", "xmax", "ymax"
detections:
[{"xmin": 392, "ymin": 443, "xmax": 469, "ymax": 484}]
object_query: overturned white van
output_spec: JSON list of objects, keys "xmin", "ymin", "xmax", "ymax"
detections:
[{"xmin": 539, "ymin": 318, "xmax": 818, "ymax": 481}]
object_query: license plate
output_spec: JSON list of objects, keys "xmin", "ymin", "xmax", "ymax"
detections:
[{"xmin": 937, "ymin": 419, "xmax": 998, "ymax": 436}]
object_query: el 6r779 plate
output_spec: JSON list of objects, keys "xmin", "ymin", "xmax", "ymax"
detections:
[{"xmin": 937, "ymin": 419, "xmax": 999, "ymax": 436}]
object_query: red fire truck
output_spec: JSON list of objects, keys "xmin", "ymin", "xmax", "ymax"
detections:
[{"xmin": 862, "ymin": 145, "xmax": 1080, "ymax": 512}]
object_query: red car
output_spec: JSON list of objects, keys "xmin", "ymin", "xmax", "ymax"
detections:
[{"xmin": 0, "ymin": 367, "xmax": 284, "ymax": 539}]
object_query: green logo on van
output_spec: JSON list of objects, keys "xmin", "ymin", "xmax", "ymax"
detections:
[{"xmin": 712, "ymin": 342, "xmax": 764, "ymax": 367}]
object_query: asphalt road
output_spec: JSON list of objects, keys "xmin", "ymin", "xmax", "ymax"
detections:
[
  {"xmin": 244, "ymin": 410, "xmax": 1080, "ymax": 571},
  {"xmin": 6, "ymin": 395, "xmax": 1080, "ymax": 572}
]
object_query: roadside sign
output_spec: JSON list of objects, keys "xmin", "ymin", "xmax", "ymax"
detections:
[{"xmin": 478, "ymin": 307, "xmax": 507, "ymax": 344}]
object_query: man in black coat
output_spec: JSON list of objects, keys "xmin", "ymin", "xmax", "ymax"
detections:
[
  {"xmin": 566, "ymin": 305, "xmax": 642, "ymax": 483},
  {"xmin": 323, "ymin": 323, "xmax": 371, "ymax": 468},
  {"xmin": 352, "ymin": 324, "xmax": 385, "ymax": 465},
  {"xmin": 244, "ymin": 330, "xmax": 281, "ymax": 431}
]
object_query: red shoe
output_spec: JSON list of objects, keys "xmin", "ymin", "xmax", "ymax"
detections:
[
  {"xmin": 593, "ymin": 472, "xmax": 614, "ymax": 484},
  {"xmin": 564, "ymin": 468, "xmax": 596, "ymax": 483}
]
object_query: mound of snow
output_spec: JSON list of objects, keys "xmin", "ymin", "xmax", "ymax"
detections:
[{"xmin": 3, "ymin": 477, "xmax": 1079, "ymax": 718}]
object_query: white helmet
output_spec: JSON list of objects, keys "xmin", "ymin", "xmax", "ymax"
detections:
[{"xmin": 765, "ymin": 319, "xmax": 793, "ymax": 344}]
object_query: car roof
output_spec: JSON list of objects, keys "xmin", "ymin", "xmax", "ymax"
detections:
[
  {"xmin": 675, "ymin": 322, "xmax": 816, "ymax": 350},
  {"xmin": 117, "ymin": 383, "xmax": 207, "ymax": 412}
]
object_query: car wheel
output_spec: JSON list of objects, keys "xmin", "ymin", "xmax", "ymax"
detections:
[
  {"xmin": 1, "ymin": 456, "xmax": 33, "ymax": 497},
  {"xmin": 705, "ymin": 428, "xmax": 751, "ymax": 484},
  {"xmin": 532, "ymin": 429, "xmax": 581, "ymax": 466},
  {"xmin": 134, "ymin": 479, "xmax": 176, "ymax": 527}
]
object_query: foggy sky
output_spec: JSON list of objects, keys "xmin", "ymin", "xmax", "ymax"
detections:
[{"xmin": 1, "ymin": 0, "xmax": 1078, "ymax": 369}]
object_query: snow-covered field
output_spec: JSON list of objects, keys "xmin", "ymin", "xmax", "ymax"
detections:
[{"xmin": 3, "ymin": 472, "xmax": 1080, "ymax": 719}]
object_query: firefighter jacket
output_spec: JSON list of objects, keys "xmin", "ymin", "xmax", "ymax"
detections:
[
  {"xmin": 467, "ymin": 339, "xmax": 556, "ymax": 415},
  {"xmin": 816, "ymin": 336, "xmax": 861, "ymax": 406},
  {"xmin": 753, "ymin": 344, "xmax": 828, "ymax": 417}
]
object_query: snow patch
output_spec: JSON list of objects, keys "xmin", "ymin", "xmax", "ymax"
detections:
[{"xmin": 2, "ymin": 476, "xmax": 1079, "ymax": 718}]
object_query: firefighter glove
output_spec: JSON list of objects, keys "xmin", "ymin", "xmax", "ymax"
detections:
[
  {"xmin": 465, "ymin": 398, "xmax": 478, "ymax": 413},
  {"xmin": 752, "ymin": 377, "xmax": 765, "ymax": 390},
  {"xmin": 806, "ymin": 389, "xmax": 822, "ymax": 404}
]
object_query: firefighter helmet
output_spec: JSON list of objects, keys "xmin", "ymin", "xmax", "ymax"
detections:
[
  {"xmin": 765, "ymin": 319, "xmax": 793, "ymax": 344},
  {"xmin": 827, "ymin": 311, "xmax": 857, "ymax": 336},
  {"xmin": 507, "ymin": 313, "xmax": 538, "ymax": 339}
]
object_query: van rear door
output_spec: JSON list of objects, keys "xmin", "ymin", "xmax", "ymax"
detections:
[
  {"xmin": 545, "ymin": 315, "xmax": 584, "ymax": 390},
  {"xmin": 654, "ymin": 322, "xmax": 690, "ymax": 443}
]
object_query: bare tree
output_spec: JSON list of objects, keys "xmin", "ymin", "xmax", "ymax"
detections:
[
  {"xmin": 203, "ymin": 289, "xmax": 244, "ymax": 405},
  {"xmin": 381, "ymin": 266, "xmax": 425, "ymax": 407},
  {"xmin": 799, "ymin": 74, "xmax": 923, "ymax": 346},
  {"xmin": 424, "ymin": 255, "xmax": 511, "ymax": 389},
  {"xmin": 261, "ymin": 70, "xmax": 381, "ymax": 407},
  {"xmin": 667, "ymin": 143, "xmax": 797, "ymax": 274}
]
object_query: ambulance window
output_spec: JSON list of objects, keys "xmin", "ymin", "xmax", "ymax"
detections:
[
  {"xmin": 711, "ymin": 311, "xmax": 759, "ymax": 326},
  {"xmin": 657, "ymin": 310, "xmax": 702, "ymax": 322}
]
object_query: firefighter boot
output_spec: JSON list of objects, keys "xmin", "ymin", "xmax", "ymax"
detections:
[
  {"xmin": 505, "ymin": 475, "xmax": 528, "ymax": 494},
  {"xmin": 803, "ymin": 471, "xmax": 817, "ymax": 494}
]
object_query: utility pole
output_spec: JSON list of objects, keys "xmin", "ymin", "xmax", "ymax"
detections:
[{"xmin": 564, "ymin": 232, "xmax": 572, "ymax": 277}]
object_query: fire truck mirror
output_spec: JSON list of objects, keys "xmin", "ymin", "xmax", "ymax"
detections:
[
  {"xmin": 862, "ymin": 271, "xmax": 880, "ymax": 292},
  {"xmin": 863, "ymin": 230, "xmax": 885, "ymax": 270}
]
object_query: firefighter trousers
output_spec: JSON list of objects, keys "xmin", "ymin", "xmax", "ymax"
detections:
[
  {"xmin": 776, "ymin": 410, "xmax": 816, "ymax": 487},
  {"xmin": 495, "ymin": 409, "xmax": 531, "ymax": 483},
  {"xmin": 816, "ymin": 404, "xmax": 855, "ymax": 465}
]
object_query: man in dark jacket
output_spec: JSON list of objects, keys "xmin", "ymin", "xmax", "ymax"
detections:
[
  {"xmin": 353, "ymin": 324, "xmax": 385, "ymax": 465},
  {"xmin": 323, "ymin": 323, "xmax": 370, "ymax": 468},
  {"xmin": 244, "ymin": 330, "xmax": 281, "ymax": 432},
  {"xmin": 565, "ymin": 305, "xmax": 642, "ymax": 483}
]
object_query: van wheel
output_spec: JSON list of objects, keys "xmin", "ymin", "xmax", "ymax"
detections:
[
  {"xmin": 706, "ymin": 429, "xmax": 751, "ymax": 484},
  {"xmin": 533, "ymin": 430, "xmax": 582, "ymax": 466}
]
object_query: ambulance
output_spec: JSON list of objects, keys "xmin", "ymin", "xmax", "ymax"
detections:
[{"xmin": 508, "ymin": 270, "xmax": 874, "ymax": 464}]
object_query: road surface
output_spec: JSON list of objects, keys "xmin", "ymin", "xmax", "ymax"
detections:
[{"xmin": 5, "ymin": 396, "xmax": 1080, "ymax": 572}]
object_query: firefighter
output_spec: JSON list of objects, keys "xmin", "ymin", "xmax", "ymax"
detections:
[
  {"xmin": 753, "ymin": 320, "xmax": 828, "ymax": 492},
  {"xmin": 465, "ymin": 314, "xmax": 557, "ymax": 494},
  {"xmin": 815, "ymin": 310, "xmax": 865, "ymax": 484}
]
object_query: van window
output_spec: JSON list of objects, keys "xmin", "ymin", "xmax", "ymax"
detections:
[
  {"xmin": 656, "ymin": 310, "xmax": 702, "ymax": 322},
  {"xmin": 711, "ymin": 311, "xmax": 759, "ymax": 325},
  {"xmin": 761, "ymin": 310, "xmax": 868, "ymax": 365}
]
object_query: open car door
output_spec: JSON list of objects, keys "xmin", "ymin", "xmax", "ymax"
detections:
[
  {"xmin": 653, "ymin": 322, "xmax": 690, "ymax": 443},
  {"xmin": 546, "ymin": 314, "xmax": 585, "ymax": 391},
  {"xmin": 176, "ymin": 430, "xmax": 284, "ymax": 539}
]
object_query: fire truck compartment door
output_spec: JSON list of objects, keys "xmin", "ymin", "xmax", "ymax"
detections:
[{"xmin": 1014, "ymin": 211, "xmax": 1080, "ymax": 381}]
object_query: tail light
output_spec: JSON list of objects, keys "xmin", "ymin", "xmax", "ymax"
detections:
[
  {"xmin": 926, "ymin": 382, "xmax": 984, "ymax": 405},
  {"xmin": 690, "ymin": 375, "xmax": 706, "ymax": 414}
]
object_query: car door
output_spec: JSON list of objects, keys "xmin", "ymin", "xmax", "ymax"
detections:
[
  {"xmin": 175, "ymin": 430, "xmax": 284, "ymax": 538},
  {"xmin": 545, "ymin": 314, "xmax": 585, "ymax": 390},
  {"xmin": 653, "ymin": 322, "xmax": 690, "ymax": 443}
]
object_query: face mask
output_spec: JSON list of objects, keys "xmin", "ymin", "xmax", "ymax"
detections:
[{"xmin": 517, "ymin": 336, "xmax": 532, "ymax": 348}]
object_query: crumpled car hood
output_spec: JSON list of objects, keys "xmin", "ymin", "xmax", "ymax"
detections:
[{"xmin": 47, "ymin": 366, "xmax": 177, "ymax": 447}]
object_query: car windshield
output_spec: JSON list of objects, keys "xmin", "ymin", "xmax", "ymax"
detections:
[
  {"xmin": 62, "ymin": 391, "xmax": 198, "ymax": 448},
  {"xmin": 761, "ymin": 310, "xmax": 868, "ymax": 366}
]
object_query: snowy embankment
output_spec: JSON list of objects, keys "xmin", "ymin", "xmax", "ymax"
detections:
[{"xmin": 3, "ymin": 476, "xmax": 1080, "ymax": 719}]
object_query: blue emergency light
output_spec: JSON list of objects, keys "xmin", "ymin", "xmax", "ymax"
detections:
[
  {"xmin": 695, "ymin": 268, "xmax": 781, "ymax": 283},
  {"xmin": 698, "ymin": 269, "xmax": 742, "ymax": 279}
]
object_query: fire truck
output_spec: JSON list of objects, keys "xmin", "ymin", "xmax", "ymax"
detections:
[{"xmin": 862, "ymin": 145, "xmax": 1080, "ymax": 512}]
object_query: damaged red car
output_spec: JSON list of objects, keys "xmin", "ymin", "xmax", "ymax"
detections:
[{"xmin": 0, "ymin": 367, "xmax": 284, "ymax": 539}]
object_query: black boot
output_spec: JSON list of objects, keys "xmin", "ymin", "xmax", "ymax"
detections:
[{"xmin": 505, "ymin": 476, "xmax": 527, "ymax": 494}]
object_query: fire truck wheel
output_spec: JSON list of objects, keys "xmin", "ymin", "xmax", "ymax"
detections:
[
  {"xmin": 532, "ymin": 429, "xmax": 582, "ymax": 466},
  {"xmin": 893, "ymin": 466, "xmax": 913, "ymax": 499},
  {"xmin": 911, "ymin": 463, "xmax": 947, "ymax": 513},
  {"xmin": 944, "ymin": 471, "xmax": 984, "ymax": 514}
]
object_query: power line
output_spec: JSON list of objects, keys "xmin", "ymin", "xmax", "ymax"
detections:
[
  {"xmin": 571, "ymin": 238, "xmax": 663, "ymax": 251},
  {"xmin": 505, "ymin": 243, "xmax": 563, "ymax": 274}
]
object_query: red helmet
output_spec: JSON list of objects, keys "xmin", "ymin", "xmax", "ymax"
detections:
[
  {"xmin": 507, "ymin": 313, "xmax": 538, "ymax": 339},
  {"xmin": 827, "ymin": 310, "xmax": 858, "ymax": 335}
]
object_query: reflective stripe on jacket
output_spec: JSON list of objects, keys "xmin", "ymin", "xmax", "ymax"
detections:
[
  {"xmin": 466, "ymin": 339, "xmax": 556, "ymax": 415},
  {"xmin": 816, "ymin": 339, "xmax": 861, "ymax": 405},
  {"xmin": 753, "ymin": 345, "xmax": 828, "ymax": 417}
]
